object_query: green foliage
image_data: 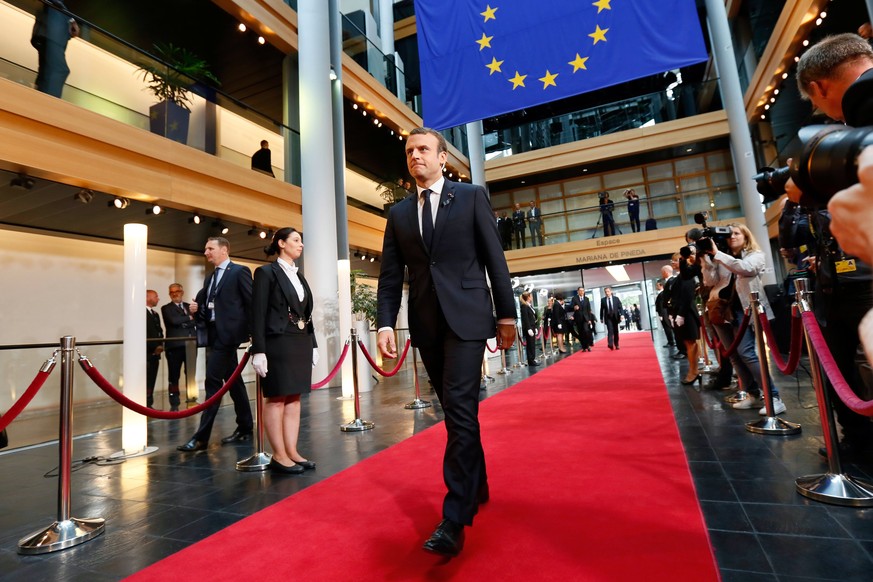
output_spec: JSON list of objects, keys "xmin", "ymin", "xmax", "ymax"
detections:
[
  {"xmin": 351, "ymin": 269, "xmax": 377, "ymax": 326},
  {"xmin": 137, "ymin": 43, "xmax": 220, "ymax": 111},
  {"xmin": 376, "ymin": 178, "xmax": 410, "ymax": 204}
]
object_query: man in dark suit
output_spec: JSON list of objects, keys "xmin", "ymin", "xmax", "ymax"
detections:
[
  {"xmin": 178, "ymin": 237, "xmax": 254, "ymax": 451},
  {"xmin": 146, "ymin": 289, "xmax": 164, "ymax": 409},
  {"xmin": 30, "ymin": 0, "xmax": 79, "ymax": 98},
  {"xmin": 250, "ymin": 140, "xmax": 275, "ymax": 177},
  {"xmin": 512, "ymin": 203, "xmax": 526, "ymax": 249},
  {"xmin": 519, "ymin": 291, "xmax": 540, "ymax": 366},
  {"xmin": 161, "ymin": 283, "xmax": 197, "ymax": 412},
  {"xmin": 654, "ymin": 272, "xmax": 675, "ymax": 348},
  {"xmin": 600, "ymin": 286, "xmax": 623, "ymax": 350},
  {"xmin": 526, "ymin": 201, "xmax": 543, "ymax": 246},
  {"xmin": 571, "ymin": 286, "xmax": 594, "ymax": 351},
  {"xmin": 377, "ymin": 127, "xmax": 516, "ymax": 557},
  {"xmin": 498, "ymin": 210, "xmax": 513, "ymax": 250}
]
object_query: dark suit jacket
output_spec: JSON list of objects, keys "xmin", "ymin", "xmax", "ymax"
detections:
[
  {"xmin": 146, "ymin": 308, "xmax": 164, "ymax": 357},
  {"xmin": 251, "ymin": 261, "xmax": 317, "ymax": 353},
  {"xmin": 512, "ymin": 209, "xmax": 526, "ymax": 230},
  {"xmin": 600, "ymin": 295, "xmax": 623, "ymax": 323},
  {"xmin": 570, "ymin": 294, "xmax": 593, "ymax": 323},
  {"xmin": 526, "ymin": 206, "xmax": 541, "ymax": 223},
  {"xmin": 520, "ymin": 302, "xmax": 538, "ymax": 336},
  {"xmin": 377, "ymin": 181, "xmax": 515, "ymax": 346},
  {"xmin": 161, "ymin": 301, "xmax": 195, "ymax": 349},
  {"xmin": 194, "ymin": 261, "xmax": 253, "ymax": 350}
]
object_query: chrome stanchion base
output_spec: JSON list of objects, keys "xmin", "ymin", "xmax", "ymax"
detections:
[
  {"xmin": 109, "ymin": 445, "xmax": 159, "ymax": 459},
  {"xmin": 335, "ymin": 395, "xmax": 354, "ymax": 401},
  {"xmin": 724, "ymin": 390, "xmax": 749, "ymax": 404},
  {"xmin": 796, "ymin": 473, "xmax": 873, "ymax": 507},
  {"xmin": 482, "ymin": 374, "xmax": 495, "ymax": 383},
  {"xmin": 405, "ymin": 398, "xmax": 432, "ymax": 409},
  {"xmin": 236, "ymin": 452, "xmax": 272, "ymax": 472},
  {"xmin": 340, "ymin": 418, "xmax": 375, "ymax": 432},
  {"xmin": 18, "ymin": 517, "xmax": 105, "ymax": 555},
  {"xmin": 746, "ymin": 416, "xmax": 802, "ymax": 435}
]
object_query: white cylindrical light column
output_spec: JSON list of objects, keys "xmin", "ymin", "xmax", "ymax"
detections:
[
  {"xmin": 337, "ymin": 259, "xmax": 354, "ymax": 398},
  {"xmin": 122, "ymin": 223, "xmax": 148, "ymax": 454}
]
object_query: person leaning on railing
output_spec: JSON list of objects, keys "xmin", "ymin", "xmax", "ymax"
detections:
[{"xmin": 697, "ymin": 224, "xmax": 786, "ymax": 415}]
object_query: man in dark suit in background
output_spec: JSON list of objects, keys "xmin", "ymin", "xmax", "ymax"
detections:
[
  {"xmin": 31, "ymin": 0, "xmax": 79, "ymax": 98},
  {"xmin": 600, "ymin": 286, "xmax": 623, "ymax": 350},
  {"xmin": 178, "ymin": 237, "xmax": 254, "ymax": 451},
  {"xmin": 250, "ymin": 140, "xmax": 275, "ymax": 177},
  {"xmin": 571, "ymin": 286, "xmax": 594, "ymax": 351},
  {"xmin": 146, "ymin": 289, "xmax": 164, "ymax": 409},
  {"xmin": 520, "ymin": 291, "xmax": 540, "ymax": 367},
  {"xmin": 377, "ymin": 127, "xmax": 516, "ymax": 557},
  {"xmin": 161, "ymin": 283, "xmax": 197, "ymax": 412},
  {"xmin": 527, "ymin": 201, "xmax": 543, "ymax": 246},
  {"xmin": 512, "ymin": 203, "xmax": 526, "ymax": 249},
  {"xmin": 498, "ymin": 210, "xmax": 513, "ymax": 250}
]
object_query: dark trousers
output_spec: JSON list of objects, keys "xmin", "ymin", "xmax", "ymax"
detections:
[
  {"xmin": 602, "ymin": 214, "xmax": 615, "ymax": 237},
  {"xmin": 629, "ymin": 209, "xmax": 640, "ymax": 232},
  {"xmin": 191, "ymin": 340, "xmax": 253, "ymax": 443},
  {"xmin": 146, "ymin": 355, "xmax": 159, "ymax": 405},
  {"xmin": 528, "ymin": 222, "xmax": 542, "ymax": 246},
  {"xmin": 35, "ymin": 40, "xmax": 70, "ymax": 98},
  {"xmin": 418, "ymin": 326, "xmax": 488, "ymax": 526},
  {"xmin": 575, "ymin": 317, "xmax": 593, "ymax": 348},
  {"xmin": 165, "ymin": 346, "xmax": 189, "ymax": 404},
  {"xmin": 525, "ymin": 332, "xmax": 537, "ymax": 364},
  {"xmin": 514, "ymin": 228, "xmax": 525, "ymax": 249},
  {"xmin": 660, "ymin": 314, "xmax": 675, "ymax": 345},
  {"xmin": 605, "ymin": 317, "xmax": 620, "ymax": 348}
]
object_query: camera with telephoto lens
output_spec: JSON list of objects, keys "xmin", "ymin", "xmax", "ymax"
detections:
[
  {"xmin": 753, "ymin": 124, "xmax": 873, "ymax": 205},
  {"xmin": 693, "ymin": 212, "xmax": 731, "ymax": 254},
  {"xmin": 597, "ymin": 190, "xmax": 609, "ymax": 201}
]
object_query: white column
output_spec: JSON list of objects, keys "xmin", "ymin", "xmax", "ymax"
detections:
[
  {"xmin": 378, "ymin": 0, "xmax": 395, "ymax": 56},
  {"xmin": 705, "ymin": 0, "xmax": 776, "ymax": 285},
  {"xmin": 300, "ymin": 0, "xmax": 341, "ymax": 385},
  {"xmin": 337, "ymin": 259, "xmax": 354, "ymax": 397},
  {"xmin": 122, "ymin": 224, "xmax": 148, "ymax": 453},
  {"xmin": 466, "ymin": 120, "xmax": 486, "ymax": 189}
]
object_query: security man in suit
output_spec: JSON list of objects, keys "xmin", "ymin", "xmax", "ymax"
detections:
[
  {"xmin": 146, "ymin": 289, "xmax": 164, "ymax": 409},
  {"xmin": 30, "ymin": 0, "xmax": 79, "ymax": 98},
  {"xmin": 571, "ymin": 286, "xmax": 594, "ymax": 351},
  {"xmin": 377, "ymin": 127, "xmax": 516, "ymax": 557},
  {"xmin": 161, "ymin": 283, "xmax": 197, "ymax": 412},
  {"xmin": 527, "ymin": 201, "xmax": 543, "ymax": 246},
  {"xmin": 178, "ymin": 237, "xmax": 254, "ymax": 451},
  {"xmin": 512, "ymin": 203, "xmax": 526, "ymax": 249},
  {"xmin": 600, "ymin": 286, "xmax": 623, "ymax": 350}
]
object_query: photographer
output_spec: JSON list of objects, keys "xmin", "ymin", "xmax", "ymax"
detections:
[
  {"xmin": 624, "ymin": 189, "xmax": 641, "ymax": 233},
  {"xmin": 698, "ymin": 224, "xmax": 786, "ymax": 414},
  {"xmin": 599, "ymin": 191, "xmax": 616, "ymax": 237},
  {"xmin": 673, "ymin": 245, "xmax": 702, "ymax": 384}
]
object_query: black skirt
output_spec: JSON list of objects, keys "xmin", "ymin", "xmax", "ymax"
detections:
[{"xmin": 261, "ymin": 331, "xmax": 314, "ymax": 397}]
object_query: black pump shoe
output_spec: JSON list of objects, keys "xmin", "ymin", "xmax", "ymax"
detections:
[
  {"xmin": 680, "ymin": 374, "xmax": 702, "ymax": 385},
  {"xmin": 269, "ymin": 458, "xmax": 305, "ymax": 474},
  {"xmin": 290, "ymin": 459, "xmax": 316, "ymax": 470}
]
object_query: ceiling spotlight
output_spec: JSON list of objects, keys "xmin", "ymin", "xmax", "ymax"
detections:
[
  {"xmin": 329, "ymin": 68, "xmax": 337, "ymax": 81},
  {"xmin": 214, "ymin": 221, "xmax": 229, "ymax": 234},
  {"xmin": 370, "ymin": 257, "xmax": 375, "ymax": 263},
  {"xmin": 238, "ymin": 23, "xmax": 247, "ymax": 32},
  {"xmin": 189, "ymin": 213, "xmax": 202, "ymax": 225},
  {"xmin": 148, "ymin": 205, "xmax": 163, "ymax": 215},
  {"xmin": 352, "ymin": 103, "xmax": 358, "ymax": 110},
  {"xmin": 110, "ymin": 196, "xmax": 129, "ymax": 209},
  {"xmin": 248, "ymin": 227, "xmax": 268, "ymax": 239},
  {"xmin": 10, "ymin": 173, "xmax": 34, "ymax": 190},
  {"xmin": 73, "ymin": 189, "xmax": 93, "ymax": 204},
  {"xmin": 361, "ymin": 253, "xmax": 367, "ymax": 260},
  {"xmin": 258, "ymin": 36, "xmax": 265, "ymax": 45},
  {"xmin": 353, "ymin": 251, "xmax": 361, "ymax": 258}
]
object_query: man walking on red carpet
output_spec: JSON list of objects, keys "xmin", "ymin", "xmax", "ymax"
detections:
[{"xmin": 376, "ymin": 127, "xmax": 516, "ymax": 557}]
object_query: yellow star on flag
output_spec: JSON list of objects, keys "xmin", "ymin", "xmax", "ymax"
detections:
[
  {"xmin": 481, "ymin": 5, "xmax": 498, "ymax": 22},
  {"xmin": 589, "ymin": 25, "xmax": 608, "ymax": 44},
  {"xmin": 476, "ymin": 33, "xmax": 494, "ymax": 50},
  {"xmin": 538, "ymin": 70, "xmax": 558, "ymax": 89},
  {"xmin": 592, "ymin": 0, "xmax": 612, "ymax": 13},
  {"xmin": 486, "ymin": 57, "xmax": 504, "ymax": 75},
  {"xmin": 569, "ymin": 54, "xmax": 589, "ymax": 72},
  {"xmin": 508, "ymin": 71, "xmax": 527, "ymax": 89}
]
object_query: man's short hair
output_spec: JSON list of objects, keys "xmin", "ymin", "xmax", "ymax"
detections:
[
  {"xmin": 409, "ymin": 127, "xmax": 448, "ymax": 154},
  {"xmin": 797, "ymin": 33, "xmax": 873, "ymax": 99},
  {"xmin": 208, "ymin": 236, "xmax": 230, "ymax": 250},
  {"xmin": 260, "ymin": 140, "xmax": 269, "ymax": 147}
]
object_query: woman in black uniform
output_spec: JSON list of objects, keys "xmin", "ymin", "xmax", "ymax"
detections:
[{"xmin": 251, "ymin": 227, "xmax": 318, "ymax": 475}]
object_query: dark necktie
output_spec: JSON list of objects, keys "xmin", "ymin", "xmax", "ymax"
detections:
[
  {"xmin": 421, "ymin": 189, "xmax": 434, "ymax": 249},
  {"xmin": 208, "ymin": 269, "xmax": 220, "ymax": 303},
  {"xmin": 608, "ymin": 298, "xmax": 614, "ymax": 314},
  {"xmin": 179, "ymin": 303, "xmax": 187, "ymax": 315}
]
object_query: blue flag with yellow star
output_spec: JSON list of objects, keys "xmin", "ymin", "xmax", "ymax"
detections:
[{"xmin": 414, "ymin": 0, "xmax": 708, "ymax": 130}]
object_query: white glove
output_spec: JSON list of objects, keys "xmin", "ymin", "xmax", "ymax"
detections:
[
  {"xmin": 527, "ymin": 329, "xmax": 535, "ymax": 337},
  {"xmin": 252, "ymin": 353, "xmax": 268, "ymax": 378},
  {"xmin": 312, "ymin": 348, "xmax": 319, "ymax": 368},
  {"xmin": 557, "ymin": 324, "xmax": 562, "ymax": 330},
  {"xmin": 675, "ymin": 315, "xmax": 685, "ymax": 327}
]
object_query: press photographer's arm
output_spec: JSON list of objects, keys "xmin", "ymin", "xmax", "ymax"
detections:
[{"xmin": 827, "ymin": 146, "xmax": 873, "ymax": 265}]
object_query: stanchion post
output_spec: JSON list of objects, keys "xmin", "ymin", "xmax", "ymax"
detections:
[
  {"xmin": 792, "ymin": 279, "xmax": 873, "ymax": 506},
  {"xmin": 539, "ymin": 327, "xmax": 547, "ymax": 362},
  {"xmin": 341, "ymin": 328, "xmax": 375, "ymax": 432},
  {"xmin": 745, "ymin": 292, "xmax": 801, "ymax": 435},
  {"xmin": 18, "ymin": 337, "xmax": 105, "ymax": 554},
  {"xmin": 497, "ymin": 346, "xmax": 512, "ymax": 375},
  {"xmin": 513, "ymin": 326, "xmax": 524, "ymax": 368},
  {"xmin": 405, "ymin": 346, "xmax": 432, "ymax": 409},
  {"xmin": 236, "ymin": 374, "xmax": 272, "ymax": 471}
]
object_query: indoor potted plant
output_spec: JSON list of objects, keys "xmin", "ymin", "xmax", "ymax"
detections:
[
  {"xmin": 137, "ymin": 43, "xmax": 219, "ymax": 144},
  {"xmin": 351, "ymin": 269, "xmax": 377, "ymax": 392},
  {"xmin": 376, "ymin": 178, "xmax": 411, "ymax": 213}
]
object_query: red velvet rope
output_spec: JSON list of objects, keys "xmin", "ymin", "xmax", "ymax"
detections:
[
  {"xmin": 700, "ymin": 321, "xmax": 719, "ymax": 351},
  {"xmin": 698, "ymin": 309, "xmax": 751, "ymax": 359},
  {"xmin": 0, "ymin": 369, "xmax": 53, "ymax": 433},
  {"xmin": 311, "ymin": 342, "xmax": 350, "ymax": 389},
  {"xmin": 758, "ymin": 312, "xmax": 804, "ymax": 375},
  {"xmin": 801, "ymin": 311, "xmax": 873, "ymax": 416},
  {"xmin": 518, "ymin": 327, "xmax": 527, "ymax": 347},
  {"xmin": 356, "ymin": 338, "xmax": 411, "ymax": 377},
  {"xmin": 79, "ymin": 352, "xmax": 250, "ymax": 420},
  {"xmin": 485, "ymin": 338, "xmax": 499, "ymax": 353}
]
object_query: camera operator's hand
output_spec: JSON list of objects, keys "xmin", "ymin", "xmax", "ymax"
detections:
[
  {"xmin": 827, "ymin": 146, "xmax": 873, "ymax": 265},
  {"xmin": 674, "ymin": 315, "xmax": 685, "ymax": 328},
  {"xmin": 696, "ymin": 237, "xmax": 715, "ymax": 255}
]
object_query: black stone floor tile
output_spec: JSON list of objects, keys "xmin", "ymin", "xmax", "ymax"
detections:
[
  {"xmin": 693, "ymin": 476, "xmax": 739, "ymax": 502},
  {"xmin": 700, "ymin": 500, "xmax": 754, "ymax": 532},
  {"xmin": 719, "ymin": 570, "xmax": 777, "ymax": 582},
  {"xmin": 826, "ymin": 505, "xmax": 873, "ymax": 542},
  {"xmin": 757, "ymin": 535, "xmax": 873, "ymax": 581},
  {"xmin": 707, "ymin": 530, "xmax": 773, "ymax": 573}
]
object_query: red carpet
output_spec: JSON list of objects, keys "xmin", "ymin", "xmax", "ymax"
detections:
[{"xmin": 128, "ymin": 334, "xmax": 719, "ymax": 581}]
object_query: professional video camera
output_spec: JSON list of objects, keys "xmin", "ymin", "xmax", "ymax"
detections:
[
  {"xmin": 597, "ymin": 190, "xmax": 609, "ymax": 201},
  {"xmin": 692, "ymin": 211, "xmax": 731, "ymax": 254},
  {"xmin": 753, "ymin": 124, "xmax": 873, "ymax": 205}
]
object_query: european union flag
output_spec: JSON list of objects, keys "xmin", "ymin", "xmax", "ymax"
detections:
[{"xmin": 414, "ymin": 0, "xmax": 708, "ymax": 130}]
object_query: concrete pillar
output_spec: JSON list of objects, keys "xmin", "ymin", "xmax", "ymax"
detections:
[
  {"xmin": 282, "ymin": 56, "xmax": 302, "ymax": 186},
  {"xmin": 466, "ymin": 120, "xmax": 486, "ymax": 189}
]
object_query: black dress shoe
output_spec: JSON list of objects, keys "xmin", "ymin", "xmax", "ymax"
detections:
[
  {"xmin": 527, "ymin": 361, "xmax": 540, "ymax": 367},
  {"xmin": 290, "ymin": 459, "xmax": 316, "ymax": 470},
  {"xmin": 177, "ymin": 438, "xmax": 207, "ymax": 452},
  {"xmin": 423, "ymin": 519, "xmax": 465, "ymax": 557},
  {"xmin": 221, "ymin": 429, "xmax": 253, "ymax": 444},
  {"xmin": 269, "ymin": 458, "xmax": 305, "ymax": 474}
]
